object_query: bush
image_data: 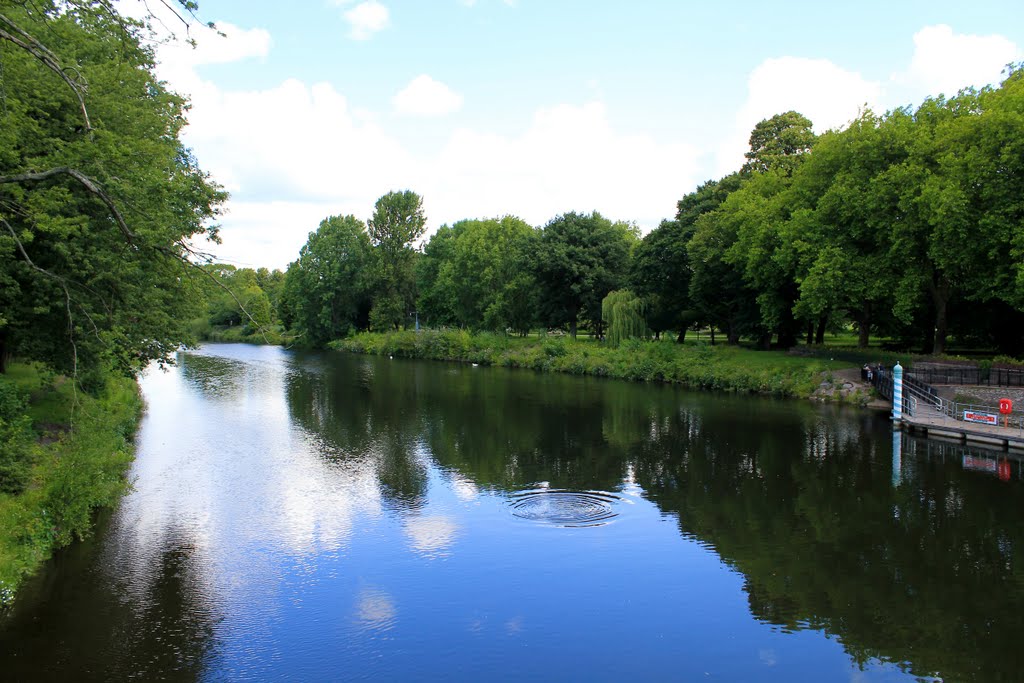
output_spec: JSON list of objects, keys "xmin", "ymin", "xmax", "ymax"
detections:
[{"xmin": 0, "ymin": 379, "xmax": 34, "ymax": 495}]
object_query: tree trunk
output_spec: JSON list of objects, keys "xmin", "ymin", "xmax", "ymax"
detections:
[
  {"xmin": 815, "ymin": 317, "xmax": 826, "ymax": 345},
  {"xmin": 806, "ymin": 322, "xmax": 814, "ymax": 345},
  {"xmin": 0, "ymin": 329, "xmax": 8, "ymax": 374},
  {"xmin": 857, "ymin": 302, "xmax": 871, "ymax": 349},
  {"xmin": 569, "ymin": 317, "xmax": 577, "ymax": 339},
  {"xmin": 929, "ymin": 276, "xmax": 951, "ymax": 355},
  {"xmin": 676, "ymin": 328, "xmax": 686, "ymax": 344}
]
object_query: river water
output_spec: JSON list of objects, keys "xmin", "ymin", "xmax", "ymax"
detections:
[{"xmin": 1, "ymin": 343, "xmax": 1022, "ymax": 681}]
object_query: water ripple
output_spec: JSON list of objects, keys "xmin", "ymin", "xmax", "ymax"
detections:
[{"xmin": 509, "ymin": 488, "xmax": 622, "ymax": 527}]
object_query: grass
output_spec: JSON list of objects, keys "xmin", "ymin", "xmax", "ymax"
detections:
[
  {"xmin": 332, "ymin": 330, "xmax": 854, "ymax": 398},
  {"xmin": 0, "ymin": 363, "xmax": 141, "ymax": 607}
]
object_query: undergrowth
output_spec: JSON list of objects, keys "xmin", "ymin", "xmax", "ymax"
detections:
[
  {"xmin": 332, "ymin": 330, "xmax": 838, "ymax": 398},
  {"xmin": 0, "ymin": 363, "xmax": 141, "ymax": 607}
]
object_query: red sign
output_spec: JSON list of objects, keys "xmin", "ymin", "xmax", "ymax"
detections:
[
  {"xmin": 964, "ymin": 411, "xmax": 998, "ymax": 425},
  {"xmin": 999, "ymin": 398, "xmax": 1013, "ymax": 415}
]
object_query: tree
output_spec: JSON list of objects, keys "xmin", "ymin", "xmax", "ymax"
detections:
[
  {"xmin": 533, "ymin": 212, "xmax": 634, "ymax": 338},
  {"xmin": 783, "ymin": 111, "xmax": 904, "ymax": 348},
  {"xmin": 0, "ymin": 2, "xmax": 226, "ymax": 380},
  {"xmin": 602, "ymin": 290, "xmax": 648, "ymax": 346},
  {"xmin": 630, "ymin": 220, "xmax": 695, "ymax": 341},
  {"xmin": 742, "ymin": 111, "xmax": 816, "ymax": 176},
  {"xmin": 677, "ymin": 174, "xmax": 758, "ymax": 344},
  {"xmin": 283, "ymin": 215, "xmax": 373, "ymax": 346},
  {"xmin": 367, "ymin": 190, "xmax": 426, "ymax": 331},
  {"xmin": 418, "ymin": 216, "xmax": 538, "ymax": 333}
]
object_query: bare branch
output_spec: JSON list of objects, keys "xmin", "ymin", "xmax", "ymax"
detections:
[{"xmin": 0, "ymin": 12, "xmax": 91, "ymax": 131}]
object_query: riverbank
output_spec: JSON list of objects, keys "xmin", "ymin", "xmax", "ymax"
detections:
[
  {"xmin": 0, "ymin": 364, "xmax": 141, "ymax": 606},
  {"xmin": 332, "ymin": 330, "xmax": 864, "ymax": 401}
]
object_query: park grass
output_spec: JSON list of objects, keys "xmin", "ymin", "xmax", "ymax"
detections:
[
  {"xmin": 332, "ymin": 330, "xmax": 852, "ymax": 398},
  {"xmin": 0, "ymin": 363, "xmax": 141, "ymax": 606}
]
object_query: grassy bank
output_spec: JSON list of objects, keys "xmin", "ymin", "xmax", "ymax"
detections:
[
  {"xmin": 333, "ymin": 330, "xmax": 854, "ymax": 398},
  {"xmin": 0, "ymin": 364, "xmax": 141, "ymax": 606}
]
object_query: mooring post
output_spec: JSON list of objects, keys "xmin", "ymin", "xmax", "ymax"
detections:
[{"xmin": 892, "ymin": 361, "xmax": 903, "ymax": 423}]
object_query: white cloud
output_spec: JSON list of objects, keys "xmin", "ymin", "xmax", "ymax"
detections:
[
  {"xmin": 715, "ymin": 56, "xmax": 882, "ymax": 177},
  {"xmin": 393, "ymin": 75, "xmax": 464, "ymax": 116},
  {"xmin": 155, "ymin": 22, "xmax": 271, "ymax": 88},
  {"xmin": 341, "ymin": 0, "xmax": 390, "ymax": 40},
  {"xmin": 714, "ymin": 26, "xmax": 1022, "ymax": 178},
  {"xmin": 893, "ymin": 24, "xmax": 1022, "ymax": 99},
  {"xmin": 424, "ymin": 101, "xmax": 700, "ymax": 231}
]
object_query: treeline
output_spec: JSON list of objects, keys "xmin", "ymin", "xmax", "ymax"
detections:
[{"xmin": 226, "ymin": 66, "xmax": 1024, "ymax": 357}]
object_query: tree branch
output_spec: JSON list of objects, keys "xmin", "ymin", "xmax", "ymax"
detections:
[{"xmin": 0, "ymin": 167, "xmax": 135, "ymax": 243}]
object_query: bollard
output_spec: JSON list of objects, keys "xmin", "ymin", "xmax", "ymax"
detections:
[{"xmin": 892, "ymin": 362, "xmax": 903, "ymax": 423}]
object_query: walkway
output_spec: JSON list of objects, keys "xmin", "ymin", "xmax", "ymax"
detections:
[{"xmin": 899, "ymin": 409, "xmax": 1024, "ymax": 451}]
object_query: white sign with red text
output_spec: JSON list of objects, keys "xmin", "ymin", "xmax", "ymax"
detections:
[{"xmin": 963, "ymin": 411, "xmax": 997, "ymax": 425}]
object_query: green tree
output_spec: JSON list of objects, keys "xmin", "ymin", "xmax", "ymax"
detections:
[
  {"xmin": 678, "ymin": 174, "xmax": 758, "ymax": 344},
  {"xmin": 367, "ymin": 190, "xmax": 426, "ymax": 331},
  {"xmin": 742, "ymin": 110, "xmax": 816, "ymax": 176},
  {"xmin": 533, "ymin": 212, "xmax": 634, "ymax": 338},
  {"xmin": 783, "ymin": 111, "xmax": 903, "ymax": 347},
  {"xmin": 418, "ymin": 216, "xmax": 538, "ymax": 333},
  {"xmin": 601, "ymin": 290, "xmax": 648, "ymax": 346},
  {"xmin": 283, "ymin": 215, "xmax": 373, "ymax": 346},
  {"xmin": 630, "ymin": 220, "xmax": 695, "ymax": 341},
  {"xmin": 0, "ymin": 2, "xmax": 225, "ymax": 379}
]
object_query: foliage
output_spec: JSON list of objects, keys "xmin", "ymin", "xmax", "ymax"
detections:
[
  {"xmin": 368, "ymin": 190, "xmax": 426, "ymax": 330},
  {"xmin": 630, "ymin": 219, "xmax": 696, "ymax": 340},
  {"xmin": 0, "ymin": 363, "xmax": 140, "ymax": 604},
  {"xmin": 532, "ymin": 212, "xmax": 635, "ymax": 338},
  {"xmin": 0, "ymin": 378, "xmax": 34, "ymax": 494},
  {"xmin": 334, "ymin": 331, "xmax": 832, "ymax": 398},
  {"xmin": 742, "ymin": 110, "xmax": 816, "ymax": 175},
  {"xmin": 417, "ymin": 216, "xmax": 538, "ymax": 333},
  {"xmin": 282, "ymin": 215, "xmax": 373, "ymax": 346},
  {"xmin": 0, "ymin": 2, "xmax": 226, "ymax": 381},
  {"xmin": 602, "ymin": 290, "xmax": 649, "ymax": 346}
]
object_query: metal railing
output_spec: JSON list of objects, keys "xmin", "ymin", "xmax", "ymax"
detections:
[
  {"xmin": 908, "ymin": 366, "xmax": 1024, "ymax": 387},
  {"xmin": 871, "ymin": 365, "xmax": 1024, "ymax": 434},
  {"xmin": 933, "ymin": 398, "xmax": 1024, "ymax": 436}
]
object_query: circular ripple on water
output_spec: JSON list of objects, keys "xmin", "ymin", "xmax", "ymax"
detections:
[{"xmin": 509, "ymin": 488, "xmax": 622, "ymax": 527}]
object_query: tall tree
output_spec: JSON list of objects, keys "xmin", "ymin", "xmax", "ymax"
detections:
[
  {"xmin": 743, "ymin": 111, "xmax": 816, "ymax": 176},
  {"xmin": 0, "ymin": 2, "xmax": 225, "ymax": 380},
  {"xmin": 679, "ymin": 174, "xmax": 757, "ymax": 344},
  {"xmin": 630, "ymin": 220, "xmax": 695, "ymax": 341},
  {"xmin": 282, "ymin": 215, "xmax": 373, "ymax": 346},
  {"xmin": 533, "ymin": 212, "xmax": 634, "ymax": 338},
  {"xmin": 367, "ymin": 190, "xmax": 426, "ymax": 331}
]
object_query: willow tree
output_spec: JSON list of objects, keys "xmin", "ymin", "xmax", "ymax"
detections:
[{"xmin": 602, "ymin": 290, "xmax": 649, "ymax": 346}]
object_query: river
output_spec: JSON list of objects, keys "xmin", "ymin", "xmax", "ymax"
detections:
[{"xmin": 1, "ymin": 343, "xmax": 1022, "ymax": 681}]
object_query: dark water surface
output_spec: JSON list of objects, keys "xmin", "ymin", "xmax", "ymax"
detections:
[{"xmin": 2, "ymin": 344, "xmax": 1023, "ymax": 681}]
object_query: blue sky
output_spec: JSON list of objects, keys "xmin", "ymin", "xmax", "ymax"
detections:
[{"xmin": 146, "ymin": 0, "xmax": 1024, "ymax": 269}]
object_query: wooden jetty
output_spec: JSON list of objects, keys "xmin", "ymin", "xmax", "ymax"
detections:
[{"xmin": 899, "ymin": 412, "xmax": 1024, "ymax": 452}]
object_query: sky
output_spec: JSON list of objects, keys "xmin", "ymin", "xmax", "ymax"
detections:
[{"xmin": 141, "ymin": 0, "xmax": 1024, "ymax": 270}]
